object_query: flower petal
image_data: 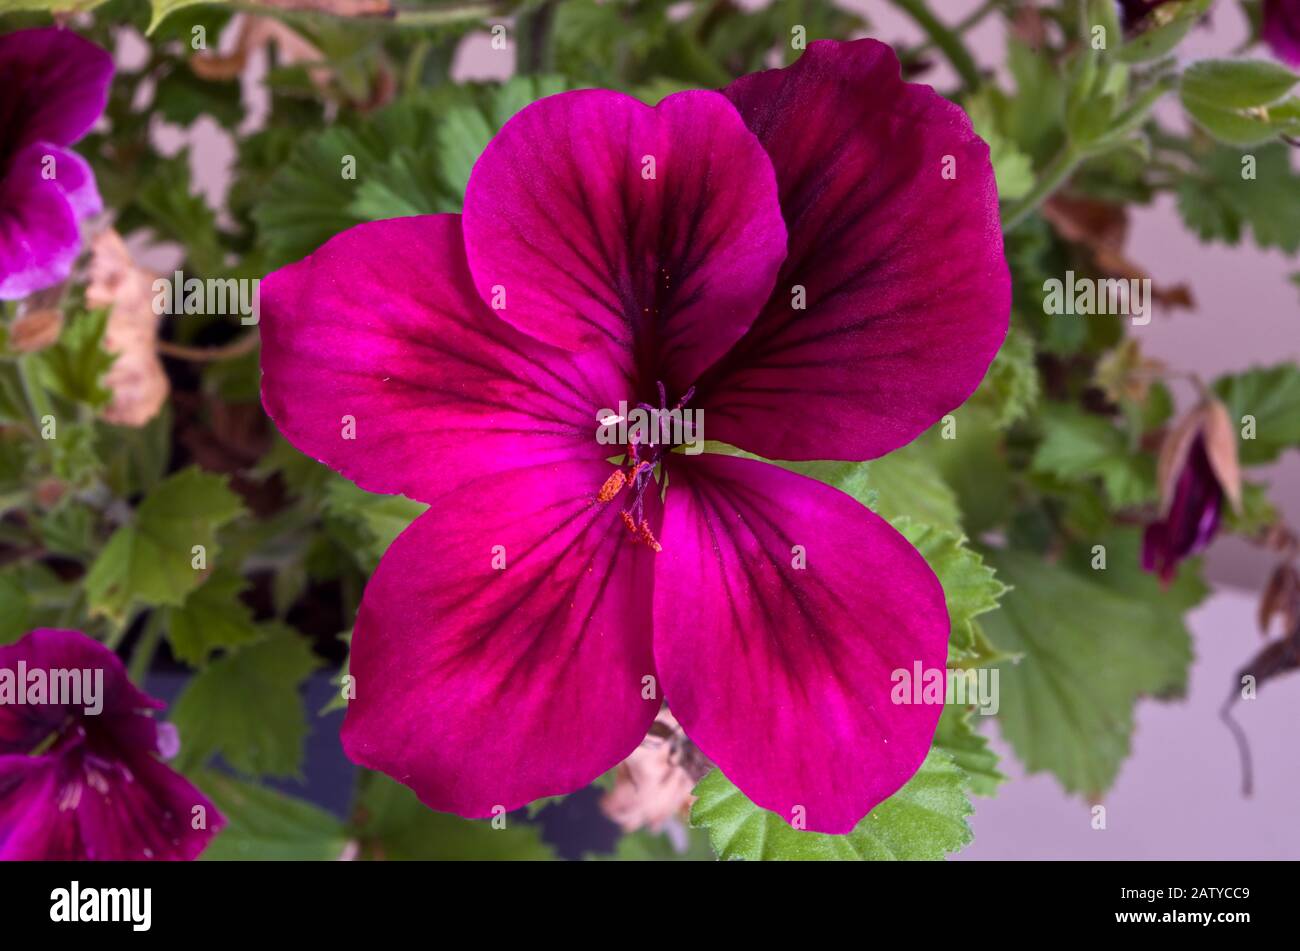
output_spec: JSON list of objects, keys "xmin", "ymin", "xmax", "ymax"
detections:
[
  {"xmin": 260, "ymin": 214, "xmax": 629, "ymax": 503},
  {"xmin": 0, "ymin": 28, "xmax": 113, "ymax": 150},
  {"xmin": 66, "ymin": 741, "xmax": 224, "ymax": 860},
  {"xmin": 0, "ymin": 148, "xmax": 80, "ymax": 300},
  {"xmin": 340, "ymin": 457, "xmax": 661, "ymax": 817},
  {"xmin": 702, "ymin": 39, "xmax": 1009, "ymax": 461},
  {"xmin": 0, "ymin": 745, "xmax": 223, "ymax": 861},
  {"xmin": 40, "ymin": 144, "xmax": 103, "ymax": 220},
  {"xmin": 654, "ymin": 453, "xmax": 949, "ymax": 834},
  {"xmin": 0, "ymin": 628, "xmax": 161, "ymax": 755},
  {"xmin": 1264, "ymin": 0, "xmax": 1300, "ymax": 68},
  {"xmin": 461, "ymin": 88, "xmax": 787, "ymax": 392}
]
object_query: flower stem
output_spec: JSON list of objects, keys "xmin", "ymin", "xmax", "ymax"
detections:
[
  {"xmin": 1001, "ymin": 146, "xmax": 1079, "ymax": 232},
  {"xmin": 128, "ymin": 610, "xmax": 166, "ymax": 687},
  {"xmin": 888, "ymin": 0, "xmax": 982, "ymax": 88}
]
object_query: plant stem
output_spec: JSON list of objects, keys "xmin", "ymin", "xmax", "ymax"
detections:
[
  {"xmin": 128, "ymin": 610, "xmax": 166, "ymax": 686},
  {"xmin": 1001, "ymin": 146, "xmax": 1079, "ymax": 231},
  {"xmin": 888, "ymin": 0, "xmax": 983, "ymax": 88},
  {"xmin": 910, "ymin": 0, "xmax": 1001, "ymax": 57}
]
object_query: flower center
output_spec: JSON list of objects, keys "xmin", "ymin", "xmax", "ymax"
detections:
[{"xmin": 595, "ymin": 381, "xmax": 699, "ymax": 551}]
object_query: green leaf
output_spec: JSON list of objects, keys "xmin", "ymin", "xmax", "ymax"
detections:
[
  {"xmin": 894, "ymin": 518, "xmax": 1007, "ymax": 658},
  {"xmin": 435, "ymin": 76, "xmax": 571, "ymax": 205},
  {"xmin": 322, "ymin": 479, "xmax": 427, "ymax": 572},
  {"xmin": 198, "ymin": 771, "xmax": 350, "ymax": 861},
  {"xmin": 169, "ymin": 625, "xmax": 320, "ymax": 777},
  {"xmin": 353, "ymin": 774, "xmax": 554, "ymax": 860},
  {"xmin": 1181, "ymin": 95, "xmax": 1300, "ymax": 146},
  {"xmin": 1177, "ymin": 144, "xmax": 1300, "ymax": 252},
  {"xmin": 968, "ymin": 326, "xmax": 1040, "ymax": 427},
  {"xmin": 1213, "ymin": 364, "xmax": 1300, "ymax": 464},
  {"xmin": 966, "ymin": 89, "xmax": 1035, "ymax": 201},
  {"xmin": 690, "ymin": 750, "xmax": 972, "ymax": 861},
  {"xmin": 1115, "ymin": 0, "xmax": 1212, "ymax": 64},
  {"xmin": 31, "ymin": 309, "xmax": 113, "ymax": 408},
  {"xmin": 1031, "ymin": 403, "xmax": 1156, "ymax": 507},
  {"xmin": 84, "ymin": 467, "xmax": 246, "ymax": 621},
  {"xmin": 1223, "ymin": 480, "xmax": 1277, "ymax": 535},
  {"xmin": 980, "ymin": 549, "xmax": 1194, "ymax": 795},
  {"xmin": 933, "ymin": 706, "xmax": 1004, "ymax": 797},
  {"xmin": 164, "ymin": 569, "xmax": 261, "ymax": 666},
  {"xmin": 148, "ymin": 0, "xmax": 226, "ymax": 34},
  {"xmin": 596, "ymin": 827, "xmax": 715, "ymax": 861},
  {"xmin": 1182, "ymin": 59, "xmax": 1299, "ymax": 110},
  {"xmin": 865, "ymin": 444, "xmax": 963, "ymax": 536}
]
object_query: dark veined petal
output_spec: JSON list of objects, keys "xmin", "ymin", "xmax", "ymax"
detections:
[
  {"xmin": 341, "ymin": 458, "xmax": 661, "ymax": 817},
  {"xmin": 260, "ymin": 214, "xmax": 630, "ymax": 504},
  {"xmin": 653, "ymin": 453, "xmax": 949, "ymax": 834},
  {"xmin": 701, "ymin": 39, "xmax": 1009, "ymax": 461},
  {"xmin": 461, "ymin": 88, "xmax": 787, "ymax": 394},
  {"xmin": 0, "ymin": 629, "xmax": 222, "ymax": 860},
  {"xmin": 0, "ymin": 28, "xmax": 113, "ymax": 152}
]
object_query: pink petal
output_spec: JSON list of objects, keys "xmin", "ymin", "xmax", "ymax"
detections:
[
  {"xmin": 0, "ymin": 756, "xmax": 78, "ymax": 860},
  {"xmin": 0, "ymin": 628, "xmax": 162, "ymax": 754},
  {"xmin": 68, "ymin": 742, "xmax": 224, "ymax": 861},
  {"xmin": 340, "ymin": 458, "xmax": 661, "ymax": 817},
  {"xmin": 0, "ymin": 147, "xmax": 81, "ymax": 300},
  {"xmin": 461, "ymin": 88, "xmax": 787, "ymax": 393},
  {"xmin": 654, "ymin": 453, "xmax": 949, "ymax": 834},
  {"xmin": 0, "ymin": 28, "xmax": 113, "ymax": 150},
  {"xmin": 702, "ymin": 39, "xmax": 1009, "ymax": 461},
  {"xmin": 260, "ymin": 215, "xmax": 629, "ymax": 503}
]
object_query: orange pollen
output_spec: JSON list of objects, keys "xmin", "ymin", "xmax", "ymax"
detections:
[
  {"xmin": 597, "ymin": 469, "xmax": 627, "ymax": 503},
  {"xmin": 637, "ymin": 519, "xmax": 663, "ymax": 553}
]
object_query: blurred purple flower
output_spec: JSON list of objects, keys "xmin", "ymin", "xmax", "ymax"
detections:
[
  {"xmin": 0, "ymin": 28, "xmax": 112, "ymax": 300},
  {"xmin": 1142, "ymin": 434, "xmax": 1224, "ymax": 583},
  {"xmin": 0, "ymin": 629, "xmax": 222, "ymax": 860},
  {"xmin": 1264, "ymin": 0, "xmax": 1300, "ymax": 67}
]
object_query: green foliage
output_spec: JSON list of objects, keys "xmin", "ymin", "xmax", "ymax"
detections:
[
  {"xmin": 84, "ymin": 467, "xmax": 245, "ymax": 621},
  {"xmin": 352, "ymin": 774, "xmax": 554, "ymax": 860},
  {"xmin": 981, "ymin": 547, "xmax": 1199, "ymax": 795},
  {"xmin": 170, "ymin": 625, "xmax": 321, "ymax": 777},
  {"xmin": 1031, "ymin": 403, "xmax": 1156, "ymax": 508},
  {"xmin": 1177, "ymin": 144, "xmax": 1300, "ymax": 252},
  {"xmin": 690, "ymin": 750, "xmax": 972, "ymax": 861},
  {"xmin": 200, "ymin": 771, "xmax": 351, "ymax": 861},
  {"xmin": 1213, "ymin": 364, "xmax": 1300, "ymax": 465}
]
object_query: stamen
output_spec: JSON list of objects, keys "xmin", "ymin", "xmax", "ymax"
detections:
[
  {"xmin": 597, "ymin": 469, "xmax": 627, "ymax": 503},
  {"xmin": 637, "ymin": 519, "xmax": 663, "ymax": 553}
]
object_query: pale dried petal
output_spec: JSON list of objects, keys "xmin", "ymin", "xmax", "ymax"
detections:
[
  {"xmin": 84, "ymin": 230, "xmax": 169, "ymax": 427},
  {"xmin": 9, "ymin": 307, "xmax": 63, "ymax": 353}
]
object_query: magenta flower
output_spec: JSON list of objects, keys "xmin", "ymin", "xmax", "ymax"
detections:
[
  {"xmin": 0, "ymin": 629, "xmax": 222, "ymax": 860},
  {"xmin": 1141, "ymin": 434, "xmax": 1224, "ymax": 583},
  {"xmin": 260, "ymin": 40, "xmax": 1008, "ymax": 833},
  {"xmin": 1264, "ymin": 0, "xmax": 1300, "ymax": 67},
  {"xmin": 0, "ymin": 28, "xmax": 112, "ymax": 300}
]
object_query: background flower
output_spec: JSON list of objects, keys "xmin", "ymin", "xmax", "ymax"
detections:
[
  {"xmin": 0, "ymin": 28, "xmax": 112, "ymax": 300},
  {"xmin": 0, "ymin": 629, "xmax": 223, "ymax": 860}
]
